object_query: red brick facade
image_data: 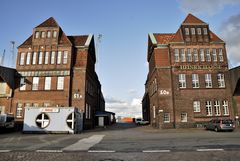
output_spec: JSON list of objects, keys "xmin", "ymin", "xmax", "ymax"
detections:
[
  {"xmin": 143, "ymin": 14, "xmax": 234, "ymax": 129},
  {"xmin": 1, "ymin": 17, "xmax": 105, "ymax": 129}
]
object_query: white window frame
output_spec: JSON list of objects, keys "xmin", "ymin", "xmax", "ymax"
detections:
[
  {"xmin": 51, "ymin": 51, "xmax": 55, "ymax": 64},
  {"xmin": 38, "ymin": 52, "xmax": 43, "ymax": 64},
  {"xmin": 47, "ymin": 31, "xmax": 51, "ymax": 38},
  {"xmin": 174, "ymin": 49, "xmax": 179, "ymax": 62},
  {"xmin": 26, "ymin": 52, "xmax": 31, "ymax": 65},
  {"xmin": 206, "ymin": 101, "xmax": 212, "ymax": 116},
  {"xmin": 53, "ymin": 31, "xmax": 57, "ymax": 38},
  {"xmin": 63, "ymin": 51, "xmax": 68, "ymax": 64},
  {"xmin": 32, "ymin": 77, "xmax": 39, "ymax": 90},
  {"xmin": 191, "ymin": 28, "xmax": 195, "ymax": 35},
  {"xmin": 205, "ymin": 74, "xmax": 212, "ymax": 88},
  {"xmin": 217, "ymin": 73, "xmax": 225, "ymax": 88},
  {"xmin": 163, "ymin": 113, "xmax": 170, "ymax": 123},
  {"xmin": 35, "ymin": 31, "xmax": 39, "ymax": 39},
  {"xmin": 16, "ymin": 103, "xmax": 23, "ymax": 118},
  {"xmin": 200, "ymin": 49, "xmax": 205, "ymax": 62},
  {"xmin": 57, "ymin": 77, "xmax": 64, "ymax": 90},
  {"xmin": 179, "ymin": 74, "xmax": 186, "ymax": 88},
  {"xmin": 206, "ymin": 49, "xmax": 211, "ymax": 62},
  {"xmin": 57, "ymin": 51, "xmax": 62, "ymax": 64},
  {"xmin": 193, "ymin": 49, "xmax": 198, "ymax": 62},
  {"xmin": 203, "ymin": 28, "xmax": 208, "ymax": 35},
  {"xmin": 41, "ymin": 31, "xmax": 45, "ymax": 38},
  {"xmin": 181, "ymin": 113, "xmax": 187, "ymax": 122},
  {"xmin": 223, "ymin": 100, "xmax": 229, "ymax": 116},
  {"xmin": 187, "ymin": 48, "xmax": 192, "ymax": 62},
  {"xmin": 197, "ymin": 28, "xmax": 201, "ymax": 35},
  {"xmin": 32, "ymin": 52, "xmax": 37, "ymax": 65},
  {"xmin": 192, "ymin": 74, "xmax": 199, "ymax": 88},
  {"xmin": 185, "ymin": 28, "xmax": 189, "ymax": 35},
  {"xmin": 180, "ymin": 49, "xmax": 186, "ymax": 62},
  {"xmin": 219, "ymin": 48, "xmax": 224, "ymax": 62},
  {"xmin": 214, "ymin": 100, "xmax": 221, "ymax": 116},
  {"xmin": 44, "ymin": 77, "xmax": 51, "ymax": 90},
  {"xmin": 193, "ymin": 101, "xmax": 200, "ymax": 112},
  {"xmin": 20, "ymin": 52, "xmax": 25, "ymax": 65},
  {"xmin": 20, "ymin": 77, "xmax": 26, "ymax": 91},
  {"xmin": 44, "ymin": 52, "xmax": 49, "ymax": 64},
  {"xmin": 212, "ymin": 49, "xmax": 217, "ymax": 62}
]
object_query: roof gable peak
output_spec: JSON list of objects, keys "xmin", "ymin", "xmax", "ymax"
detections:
[
  {"xmin": 36, "ymin": 17, "xmax": 59, "ymax": 28},
  {"xmin": 182, "ymin": 13, "xmax": 207, "ymax": 25}
]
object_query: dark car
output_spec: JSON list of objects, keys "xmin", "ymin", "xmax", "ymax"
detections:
[{"xmin": 205, "ymin": 119, "xmax": 235, "ymax": 132}]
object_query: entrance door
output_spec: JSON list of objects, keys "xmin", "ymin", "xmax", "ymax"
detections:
[{"xmin": 99, "ymin": 117, "xmax": 104, "ymax": 126}]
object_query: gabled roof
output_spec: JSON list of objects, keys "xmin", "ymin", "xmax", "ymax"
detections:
[
  {"xmin": 68, "ymin": 35, "xmax": 89, "ymax": 46},
  {"xmin": 209, "ymin": 30, "xmax": 224, "ymax": 42},
  {"xmin": 36, "ymin": 17, "xmax": 59, "ymax": 28},
  {"xmin": 170, "ymin": 28, "xmax": 184, "ymax": 43},
  {"xmin": 182, "ymin": 13, "xmax": 207, "ymax": 25},
  {"xmin": 0, "ymin": 66, "xmax": 17, "ymax": 89},
  {"xmin": 18, "ymin": 35, "xmax": 32, "ymax": 48},
  {"xmin": 153, "ymin": 33, "xmax": 175, "ymax": 44},
  {"xmin": 58, "ymin": 29, "xmax": 72, "ymax": 45}
]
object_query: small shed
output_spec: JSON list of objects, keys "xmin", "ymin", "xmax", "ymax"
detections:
[{"xmin": 95, "ymin": 111, "xmax": 115, "ymax": 127}]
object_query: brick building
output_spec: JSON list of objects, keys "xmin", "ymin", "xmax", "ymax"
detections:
[
  {"xmin": 1, "ymin": 17, "xmax": 105, "ymax": 129},
  {"xmin": 143, "ymin": 14, "xmax": 234, "ymax": 129}
]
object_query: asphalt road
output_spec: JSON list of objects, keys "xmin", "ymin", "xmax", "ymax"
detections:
[{"xmin": 1, "ymin": 123, "xmax": 240, "ymax": 161}]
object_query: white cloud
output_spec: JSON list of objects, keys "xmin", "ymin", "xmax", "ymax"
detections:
[
  {"xmin": 220, "ymin": 13, "xmax": 240, "ymax": 67},
  {"xmin": 105, "ymin": 96, "xmax": 142, "ymax": 118},
  {"xmin": 178, "ymin": 0, "xmax": 240, "ymax": 15}
]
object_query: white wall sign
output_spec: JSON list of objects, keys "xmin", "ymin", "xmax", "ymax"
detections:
[{"xmin": 41, "ymin": 108, "xmax": 59, "ymax": 113}]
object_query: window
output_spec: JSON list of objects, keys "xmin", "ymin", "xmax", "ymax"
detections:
[
  {"xmin": 206, "ymin": 101, "xmax": 212, "ymax": 116},
  {"xmin": 214, "ymin": 101, "xmax": 221, "ymax": 116},
  {"xmin": 185, "ymin": 28, "xmax": 189, "ymax": 35},
  {"xmin": 43, "ymin": 103, "xmax": 50, "ymax": 107},
  {"xmin": 33, "ymin": 103, "xmax": 39, "ymax": 107},
  {"xmin": 41, "ymin": 31, "xmax": 45, "ymax": 38},
  {"xmin": 181, "ymin": 113, "xmax": 187, "ymax": 122},
  {"xmin": 35, "ymin": 113, "xmax": 50, "ymax": 128},
  {"xmin": 51, "ymin": 51, "xmax": 55, "ymax": 64},
  {"xmin": 203, "ymin": 28, "xmax": 208, "ymax": 35},
  {"xmin": 180, "ymin": 49, "xmax": 185, "ymax": 62},
  {"xmin": 193, "ymin": 101, "xmax": 200, "ymax": 112},
  {"xmin": 163, "ymin": 113, "xmax": 170, "ymax": 123},
  {"xmin": 191, "ymin": 28, "xmax": 195, "ymax": 35},
  {"xmin": 85, "ymin": 104, "xmax": 91, "ymax": 119},
  {"xmin": 219, "ymin": 49, "xmax": 224, "ymax": 62},
  {"xmin": 57, "ymin": 77, "xmax": 64, "ymax": 90},
  {"xmin": 32, "ymin": 52, "xmax": 37, "ymax": 65},
  {"xmin": 44, "ymin": 77, "xmax": 51, "ymax": 90},
  {"xmin": 193, "ymin": 49, "xmax": 198, "ymax": 62},
  {"xmin": 206, "ymin": 49, "xmax": 211, "ymax": 62},
  {"xmin": 212, "ymin": 49, "xmax": 217, "ymax": 62},
  {"xmin": 179, "ymin": 74, "xmax": 186, "ymax": 88},
  {"xmin": 0, "ymin": 82, "xmax": 6, "ymax": 94},
  {"xmin": 44, "ymin": 52, "xmax": 49, "ymax": 64},
  {"xmin": 16, "ymin": 103, "xmax": 23, "ymax": 118},
  {"xmin": 20, "ymin": 52, "xmax": 25, "ymax": 65},
  {"xmin": 174, "ymin": 49, "xmax": 179, "ymax": 62},
  {"xmin": 63, "ymin": 51, "xmax": 68, "ymax": 64},
  {"xmin": 187, "ymin": 48, "xmax": 192, "ymax": 62},
  {"xmin": 35, "ymin": 31, "xmax": 39, "ymax": 38},
  {"xmin": 57, "ymin": 51, "xmax": 62, "ymax": 64},
  {"xmin": 20, "ymin": 78, "xmax": 26, "ymax": 91},
  {"xmin": 26, "ymin": 52, "xmax": 31, "ymax": 65},
  {"xmin": 205, "ymin": 74, "xmax": 212, "ymax": 88},
  {"xmin": 223, "ymin": 100, "xmax": 229, "ymax": 115},
  {"xmin": 153, "ymin": 106, "xmax": 156, "ymax": 119},
  {"xmin": 53, "ymin": 31, "xmax": 57, "ymax": 38},
  {"xmin": 32, "ymin": 77, "xmax": 39, "ymax": 90},
  {"xmin": 192, "ymin": 74, "xmax": 199, "ymax": 88},
  {"xmin": 217, "ymin": 73, "xmax": 225, "ymax": 88},
  {"xmin": 200, "ymin": 49, "xmax": 205, "ymax": 62},
  {"xmin": 197, "ymin": 28, "xmax": 201, "ymax": 35},
  {"xmin": 47, "ymin": 31, "xmax": 51, "ymax": 38},
  {"xmin": 38, "ymin": 52, "xmax": 43, "ymax": 64},
  {"xmin": 25, "ymin": 103, "xmax": 31, "ymax": 108}
]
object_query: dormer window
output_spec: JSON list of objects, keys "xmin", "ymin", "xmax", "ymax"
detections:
[
  {"xmin": 47, "ymin": 31, "xmax": 51, "ymax": 38},
  {"xmin": 203, "ymin": 28, "xmax": 208, "ymax": 35},
  {"xmin": 185, "ymin": 28, "xmax": 189, "ymax": 35},
  {"xmin": 35, "ymin": 31, "xmax": 39, "ymax": 39},
  {"xmin": 191, "ymin": 28, "xmax": 195, "ymax": 35},
  {"xmin": 41, "ymin": 31, "xmax": 46, "ymax": 38},
  {"xmin": 53, "ymin": 31, "xmax": 57, "ymax": 38},
  {"xmin": 197, "ymin": 28, "xmax": 201, "ymax": 35}
]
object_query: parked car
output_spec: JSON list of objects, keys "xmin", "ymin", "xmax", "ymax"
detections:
[
  {"xmin": 135, "ymin": 118, "xmax": 149, "ymax": 125},
  {"xmin": 205, "ymin": 118, "xmax": 235, "ymax": 132},
  {"xmin": 0, "ymin": 114, "xmax": 15, "ymax": 129}
]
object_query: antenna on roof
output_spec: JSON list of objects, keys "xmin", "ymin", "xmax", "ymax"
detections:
[
  {"xmin": 10, "ymin": 41, "xmax": 15, "ymax": 68},
  {"xmin": 0, "ymin": 49, "xmax": 6, "ymax": 66}
]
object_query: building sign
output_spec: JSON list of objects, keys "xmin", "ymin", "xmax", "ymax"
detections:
[
  {"xmin": 178, "ymin": 65, "xmax": 222, "ymax": 70},
  {"xmin": 159, "ymin": 89, "xmax": 170, "ymax": 96},
  {"xmin": 41, "ymin": 108, "xmax": 59, "ymax": 113},
  {"xmin": 19, "ymin": 70, "xmax": 70, "ymax": 77}
]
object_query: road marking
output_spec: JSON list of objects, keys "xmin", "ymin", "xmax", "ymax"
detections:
[
  {"xmin": 36, "ymin": 150, "xmax": 63, "ymax": 153},
  {"xmin": 88, "ymin": 150, "xmax": 116, "ymax": 153},
  {"xmin": 142, "ymin": 150, "xmax": 171, "ymax": 153},
  {"xmin": 0, "ymin": 150, "xmax": 11, "ymax": 153},
  {"xmin": 63, "ymin": 135, "xmax": 105, "ymax": 151},
  {"xmin": 196, "ymin": 149, "xmax": 224, "ymax": 152}
]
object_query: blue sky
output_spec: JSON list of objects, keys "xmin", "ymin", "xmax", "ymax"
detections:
[{"xmin": 1, "ymin": 0, "xmax": 240, "ymax": 117}]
